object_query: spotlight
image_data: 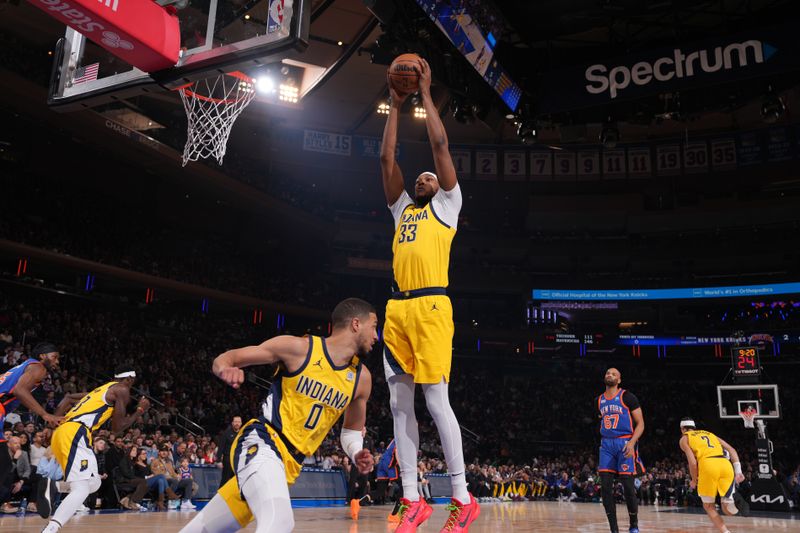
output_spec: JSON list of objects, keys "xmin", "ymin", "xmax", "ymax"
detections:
[
  {"xmin": 517, "ymin": 120, "xmax": 536, "ymax": 145},
  {"xmin": 600, "ymin": 118, "xmax": 620, "ymax": 149},
  {"xmin": 279, "ymin": 83, "xmax": 299, "ymax": 103},
  {"xmin": 244, "ymin": 14, "xmax": 250, "ymax": 20},
  {"xmin": 761, "ymin": 87, "xmax": 785, "ymax": 124},
  {"xmin": 377, "ymin": 102, "xmax": 390, "ymax": 115},
  {"xmin": 413, "ymin": 106, "xmax": 427, "ymax": 119},
  {"xmin": 255, "ymin": 76, "xmax": 275, "ymax": 94},
  {"xmin": 337, "ymin": 41, "xmax": 343, "ymax": 46}
]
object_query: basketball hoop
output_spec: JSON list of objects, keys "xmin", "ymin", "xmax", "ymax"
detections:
[
  {"xmin": 740, "ymin": 409, "xmax": 757, "ymax": 429},
  {"xmin": 176, "ymin": 71, "xmax": 256, "ymax": 166}
]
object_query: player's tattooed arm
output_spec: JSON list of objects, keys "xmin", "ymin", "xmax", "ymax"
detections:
[{"xmin": 213, "ymin": 335, "xmax": 309, "ymax": 389}]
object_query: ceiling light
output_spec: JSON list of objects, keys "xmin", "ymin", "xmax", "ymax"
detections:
[
  {"xmin": 377, "ymin": 102, "xmax": 390, "ymax": 115},
  {"xmin": 255, "ymin": 76, "xmax": 275, "ymax": 94},
  {"xmin": 279, "ymin": 83, "xmax": 299, "ymax": 103},
  {"xmin": 413, "ymin": 106, "xmax": 427, "ymax": 119},
  {"xmin": 337, "ymin": 41, "xmax": 343, "ymax": 46},
  {"xmin": 244, "ymin": 14, "xmax": 250, "ymax": 20}
]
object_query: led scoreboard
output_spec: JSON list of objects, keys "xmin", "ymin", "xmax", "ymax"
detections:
[{"xmin": 731, "ymin": 346, "xmax": 761, "ymax": 381}]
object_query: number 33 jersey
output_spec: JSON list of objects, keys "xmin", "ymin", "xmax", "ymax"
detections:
[
  {"xmin": 389, "ymin": 185, "xmax": 462, "ymax": 292},
  {"xmin": 262, "ymin": 335, "xmax": 361, "ymax": 457}
]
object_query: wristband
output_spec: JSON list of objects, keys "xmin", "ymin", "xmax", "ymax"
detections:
[
  {"xmin": 733, "ymin": 462, "xmax": 742, "ymax": 475},
  {"xmin": 340, "ymin": 428, "xmax": 363, "ymax": 462}
]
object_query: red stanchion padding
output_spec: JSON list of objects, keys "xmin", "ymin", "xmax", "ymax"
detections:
[{"xmin": 29, "ymin": 0, "xmax": 180, "ymax": 72}]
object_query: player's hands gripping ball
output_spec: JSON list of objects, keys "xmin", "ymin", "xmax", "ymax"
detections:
[{"xmin": 354, "ymin": 449, "xmax": 374, "ymax": 474}]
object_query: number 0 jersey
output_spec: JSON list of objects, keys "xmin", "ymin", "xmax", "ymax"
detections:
[
  {"xmin": 686, "ymin": 429, "xmax": 725, "ymax": 461},
  {"xmin": 64, "ymin": 381, "xmax": 117, "ymax": 432},
  {"xmin": 262, "ymin": 336, "xmax": 361, "ymax": 457}
]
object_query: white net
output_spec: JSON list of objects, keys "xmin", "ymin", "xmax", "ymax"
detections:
[
  {"xmin": 740, "ymin": 410, "xmax": 756, "ymax": 429},
  {"xmin": 178, "ymin": 72, "xmax": 256, "ymax": 166}
]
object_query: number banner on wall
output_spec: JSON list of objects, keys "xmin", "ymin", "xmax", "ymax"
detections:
[
  {"xmin": 656, "ymin": 144, "xmax": 681, "ymax": 176},
  {"xmin": 554, "ymin": 152, "xmax": 576, "ymax": 178},
  {"xmin": 503, "ymin": 151, "xmax": 526, "ymax": 180},
  {"xmin": 577, "ymin": 151, "xmax": 600, "ymax": 180},
  {"xmin": 303, "ymin": 130, "xmax": 351, "ymax": 156},
  {"xmin": 287, "ymin": 123, "xmax": 800, "ymax": 182},
  {"xmin": 475, "ymin": 150, "xmax": 498, "ymax": 180},
  {"xmin": 530, "ymin": 151, "xmax": 553, "ymax": 181},
  {"xmin": 767, "ymin": 127, "xmax": 792, "ymax": 162},
  {"xmin": 627, "ymin": 146, "xmax": 652, "ymax": 178},
  {"xmin": 710, "ymin": 138, "xmax": 736, "ymax": 171},
  {"xmin": 602, "ymin": 149, "xmax": 626, "ymax": 179},
  {"xmin": 684, "ymin": 141, "xmax": 709, "ymax": 174},
  {"xmin": 451, "ymin": 149, "xmax": 472, "ymax": 179}
]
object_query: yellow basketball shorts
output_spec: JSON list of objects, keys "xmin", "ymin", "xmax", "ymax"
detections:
[
  {"xmin": 697, "ymin": 457, "xmax": 735, "ymax": 501},
  {"xmin": 219, "ymin": 418, "xmax": 303, "ymax": 527},
  {"xmin": 52, "ymin": 421, "xmax": 97, "ymax": 482},
  {"xmin": 383, "ymin": 294, "xmax": 454, "ymax": 384}
]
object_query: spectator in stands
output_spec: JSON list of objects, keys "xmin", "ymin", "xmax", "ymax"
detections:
[
  {"xmin": 133, "ymin": 448, "xmax": 177, "ymax": 510},
  {"xmin": 115, "ymin": 445, "xmax": 150, "ymax": 511},
  {"xmin": 90, "ymin": 437, "xmax": 115, "ymax": 510},
  {"xmin": 0, "ymin": 436, "xmax": 31, "ymax": 512},
  {"xmin": 556, "ymin": 471, "xmax": 573, "ymax": 501},
  {"xmin": 177, "ymin": 457, "xmax": 196, "ymax": 509},
  {"xmin": 215, "ymin": 415, "xmax": 242, "ymax": 484},
  {"xmin": 150, "ymin": 444, "xmax": 194, "ymax": 509}
]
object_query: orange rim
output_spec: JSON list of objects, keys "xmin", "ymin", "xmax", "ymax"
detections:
[{"xmin": 174, "ymin": 71, "xmax": 255, "ymax": 104}]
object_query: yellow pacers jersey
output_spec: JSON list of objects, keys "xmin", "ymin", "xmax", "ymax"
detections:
[
  {"xmin": 686, "ymin": 429, "xmax": 725, "ymax": 461},
  {"xmin": 64, "ymin": 381, "xmax": 117, "ymax": 433},
  {"xmin": 392, "ymin": 199, "xmax": 457, "ymax": 291},
  {"xmin": 264, "ymin": 336, "xmax": 361, "ymax": 456}
]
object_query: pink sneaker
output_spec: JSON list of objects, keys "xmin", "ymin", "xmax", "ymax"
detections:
[
  {"xmin": 439, "ymin": 494, "xmax": 480, "ymax": 532},
  {"xmin": 395, "ymin": 497, "xmax": 433, "ymax": 533}
]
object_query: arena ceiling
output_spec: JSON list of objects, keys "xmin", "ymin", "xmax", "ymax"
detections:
[{"xmin": 1, "ymin": 0, "xmax": 799, "ymax": 148}]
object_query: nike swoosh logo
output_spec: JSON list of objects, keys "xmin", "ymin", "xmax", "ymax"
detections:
[{"xmin": 458, "ymin": 507, "xmax": 472, "ymax": 527}]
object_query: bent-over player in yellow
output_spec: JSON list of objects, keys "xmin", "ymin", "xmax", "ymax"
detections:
[
  {"xmin": 40, "ymin": 368, "xmax": 150, "ymax": 532},
  {"xmin": 679, "ymin": 418, "xmax": 745, "ymax": 533},
  {"xmin": 380, "ymin": 57, "xmax": 478, "ymax": 533},
  {"xmin": 180, "ymin": 298, "xmax": 377, "ymax": 533}
]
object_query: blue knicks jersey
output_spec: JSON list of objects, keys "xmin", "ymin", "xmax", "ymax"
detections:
[
  {"xmin": 0, "ymin": 359, "xmax": 43, "ymax": 413},
  {"xmin": 597, "ymin": 389, "xmax": 638, "ymax": 439}
]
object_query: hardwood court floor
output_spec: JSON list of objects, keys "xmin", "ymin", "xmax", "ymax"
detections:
[{"xmin": 2, "ymin": 501, "xmax": 798, "ymax": 532}]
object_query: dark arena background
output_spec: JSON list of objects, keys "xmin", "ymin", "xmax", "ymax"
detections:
[{"xmin": 0, "ymin": 0, "xmax": 799, "ymax": 531}]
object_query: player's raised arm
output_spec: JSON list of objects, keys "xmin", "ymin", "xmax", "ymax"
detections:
[
  {"xmin": 380, "ymin": 76, "xmax": 407, "ymax": 205},
  {"xmin": 418, "ymin": 58, "xmax": 457, "ymax": 192},
  {"xmin": 341, "ymin": 365, "xmax": 373, "ymax": 474},
  {"xmin": 212, "ymin": 335, "xmax": 309, "ymax": 389}
]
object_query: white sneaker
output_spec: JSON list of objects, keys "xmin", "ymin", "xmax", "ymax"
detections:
[
  {"xmin": 40, "ymin": 521, "xmax": 60, "ymax": 533},
  {"xmin": 75, "ymin": 505, "xmax": 90, "ymax": 513},
  {"xmin": 180, "ymin": 499, "xmax": 196, "ymax": 510}
]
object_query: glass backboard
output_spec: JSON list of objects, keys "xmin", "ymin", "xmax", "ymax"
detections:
[
  {"xmin": 717, "ymin": 384, "xmax": 780, "ymax": 420},
  {"xmin": 49, "ymin": 0, "xmax": 309, "ymax": 110}
]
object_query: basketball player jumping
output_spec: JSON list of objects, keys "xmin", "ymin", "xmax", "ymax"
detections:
[
  {"xmin": 40, "ymin": 367, "xmax": 150, "ymax": 532},
  {"xmin": 380, "ymin": 57, "xmax": 479, "ymax": 532},
  {"xmin": 0, "ymin": 343, "xmax": 80, "ymax": 487},
  {"xmin": 679, "ymin": 417, "xmax": 744, "ymax": 533},
  {"xmin": 597, "ymin": 368, "xmax": 644, "ymax": 533},
  {"xmin": 181, "ymin": 298, "xmax": 376, "ymax": 533}
]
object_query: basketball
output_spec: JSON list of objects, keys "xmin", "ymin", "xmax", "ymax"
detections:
[{"xmin": 388, "ymin": 53, "xmax": 421, "ymax": 95}]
